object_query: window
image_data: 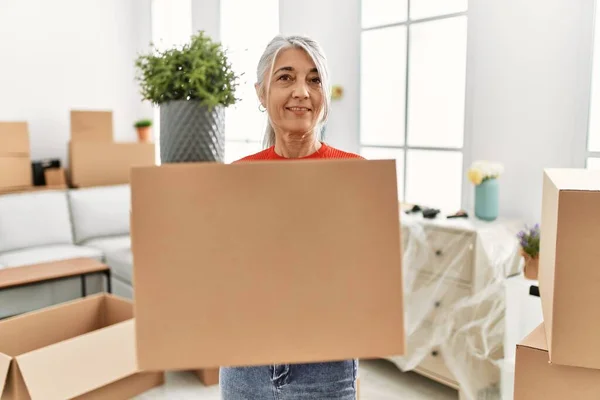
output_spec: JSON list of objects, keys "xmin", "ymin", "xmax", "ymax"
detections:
[
  {"xmin": 151, "ymin": 0, "xmax": 193, "ymax": 165},
  {"xmin": 360, "ymin": 0, "xmax": 468, "ymax": 211},
  {"xmin": 220, "ymin": 0, "xmax": 279, "ymax": 163},
  {"xmin": 587, "ymin": 0, "xmax": 600, "ymax": 169}
]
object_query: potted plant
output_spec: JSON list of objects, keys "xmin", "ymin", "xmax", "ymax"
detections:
[
  {"xmin": 134, "ymin": 119, "xmax": 153, "ymax": 142},
  {"xmin": 467, "ymin": 160, "xmax": 504, "ymax": 221},
  {"xmin": 134, "ymin": 31, "xmax": 239, "ymax": 163},
  {"xmin": 517, "ymin": 224, "xmax": 540, "ymax": 280}
]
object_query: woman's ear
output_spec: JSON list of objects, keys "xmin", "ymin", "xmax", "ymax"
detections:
[{"xmin": 255, "ymin": 83, "xmax": 266, "ymax": 108}]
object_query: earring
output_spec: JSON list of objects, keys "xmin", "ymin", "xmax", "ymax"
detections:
[{"xmin": 258, "ymin": 104, "xmax": 266, "ymax": 112}]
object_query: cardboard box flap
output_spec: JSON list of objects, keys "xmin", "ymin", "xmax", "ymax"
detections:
[
  {"xmin": 0, "ymin": 353, "xmax": 11, "ymax": 395},
  {"xmin": 545, "ymin": 168, "xmax": 600, "ymax": 192},
  {"xmin": 15, "ymin": 320, "xmax": 136, "ymax": 400},
  {"xmin": 70, "ymin": 110, "xmax": 113, "ymax": 142},
  {"xmin": 518, "ymin": 323, "xmax": 548, "ymax": 351}
]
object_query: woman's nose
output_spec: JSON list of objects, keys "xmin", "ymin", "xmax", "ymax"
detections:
[{"xmin": 292, "ymin": 81, "xmax": 309, "ymax": 99}]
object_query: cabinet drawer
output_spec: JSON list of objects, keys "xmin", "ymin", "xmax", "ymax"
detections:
[
  {"xmin": 424, "ymin": 228, "xmax": 474, "ymax": 283},
  {"xmin": 411, "ymin": 274, "xmax": 471, "ymax": 326},
  {"xmin": 417, "ymin": 347, "xmax": 457, "ymax": 387}
]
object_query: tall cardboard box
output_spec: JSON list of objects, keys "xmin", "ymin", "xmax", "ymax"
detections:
[
  {"xmin": 514, "ymin": 323, "xmax": 600, "ymax": 399},
  {"xmin": 131, "ymin": 159, "xmax": 405, "ymax": 371},
  {"xmin": 70, "ymin": 110, "xmax": 113, "ymax": 142},
  {"xmin": 539, "ymin": 168, "xmax": 600, "ymax": 369},
  {"xmin": 69, "ymin": 141, "xmax": 155, "ymax": 187},
  {"xmin": 0, "ymin": 122, "xmax": 31, "ymax": 191},
  {"xmin": 0, "ymin": 294, "xmax": 164, "ymax": 399}
]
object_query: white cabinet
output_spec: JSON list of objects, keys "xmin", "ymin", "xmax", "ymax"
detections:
[{"xmin": 389, "ymin": 211, "xmax": 523, "ymax": 400}]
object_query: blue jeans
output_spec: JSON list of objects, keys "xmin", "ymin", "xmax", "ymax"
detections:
[{"xmin": 220, "ymin": 360, "xmax": 358, "ymax": 399}]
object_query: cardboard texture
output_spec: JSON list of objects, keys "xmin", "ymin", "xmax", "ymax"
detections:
[
  {"xmin": 0, "ymin": 123, "xmax": 29, "ymax": 155},
  {"xmin": 131, "ymin": 159, "xmax": 404, "ymax": 371},
  {"xmin": 539, "ymin": 168, "xmax": 600, "ymax": 369},
  {"xmin": 514, "ymin": 323, "xmax": 600, "ymax": 399},
  {"xmin": 0, "ymin": 157, "xmax": 31, "ymax": 190},
  {"xmin": 69, "ymin": 141, "xmax": 155, "ymax": 188},
  {"xmin": 0, "ymin": 294, "xmax": 164, "ymax": 400},
  {"xmin": 43, "ymin": 168, "xmax": 66, "ymax": 186},
  {"xmin": 70, "ymin": 110, "xmax": 113, "ymax": 142}
]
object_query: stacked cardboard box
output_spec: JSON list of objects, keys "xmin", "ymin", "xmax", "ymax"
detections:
[
  {"xmin": 69, "ymin": 110, "xmax": 155, "ymax": 188},
  {"xmin": 514, "ymin": 168, "xmax": 600, "ymax": 399},
  {"xmin": 0, "ymin": 293, "xmax": 164, "ymax": 399},
  {"xmin": 0, "ymin": 122, "xmax": 32, "ymax": 192}
]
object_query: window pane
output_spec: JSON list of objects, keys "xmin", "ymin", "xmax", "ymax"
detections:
[
  {"xmin": 587, "ymin": 157, "xmax": 600, "ymax": 169},
  {"xmin": 588, "ymin": 0, "xmax": 600, "ymax": 151},
  {"xmin": 361, "ymin": 147, "xmax": 405, "ymax": 200},
  {"xmin": 360, "ymin": 26, "xmax": 407, "ymax": 147},
  {"xmin": 405, "ymin": 149, "xmax": 462, "ymax": 211},
  {"xmin": 362, "ymin": 0, "xmax": 408, "ymax": 29},
  {"xmin": 225, "ymin": 141, "xmax": 263, "ymax": 164},
  {"xmin": 221, "ymin": 0, "xmax": 278, "ymax": 142},
  {"xmin": 407, "ymin": 16, "xmax": 467, "ymax": 148},
  {"xmin": 410, "ymin": 0, "xmax": 468, "ymax": 20}
]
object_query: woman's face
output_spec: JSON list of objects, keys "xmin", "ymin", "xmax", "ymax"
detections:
[{"xmin": 258, "ymin": 48, "xmax": 324, "ymax": 137}]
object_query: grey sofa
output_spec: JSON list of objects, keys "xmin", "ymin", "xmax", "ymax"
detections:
[{"xmin": 0, "ymin": 184, "xmax": 135, "ymax": 318}]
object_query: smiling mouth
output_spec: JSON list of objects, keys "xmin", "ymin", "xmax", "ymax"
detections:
[{"xmin": 286, "ymin": 107, "xmax": 312, "ymax": 111}]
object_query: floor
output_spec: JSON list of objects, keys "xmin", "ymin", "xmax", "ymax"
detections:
[{"xmin": 136, "ymin": 359, "xmax": 459, "ymax": 400}]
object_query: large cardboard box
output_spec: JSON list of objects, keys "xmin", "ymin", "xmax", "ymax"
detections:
[
  {"xmin": 70, "ymin": 110, "xmax": 113, "ymax": 142},
  {"xmin": 69, "ymin": 141, "xmax": 155, "ymax": 187},
  {"xmin": 0, "ymin": 294, "xmax": 164, "ymax": 399},
  {"xmin": 0, "ymin": 122, "xmax": 29, "ymax": 155},
  {"xmin": 539, "ymin": 168, "xmax": 600, "ymax": 369},
  {"xmin": 131, "ymin": 159, "xmax": 405, "ymax": 371},
  {"xmin": 514, "ymin": 323, "xmax": 600, "ymax": 399}
]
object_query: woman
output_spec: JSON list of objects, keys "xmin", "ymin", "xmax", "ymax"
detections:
[{"xmin": 220, "ymin": 35, "xmax": 363, "ymax": 399}]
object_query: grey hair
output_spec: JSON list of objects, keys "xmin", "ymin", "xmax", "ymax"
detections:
[{"xmin": 256, "ymin": 35, "xmax": 332, "ymax": 148}]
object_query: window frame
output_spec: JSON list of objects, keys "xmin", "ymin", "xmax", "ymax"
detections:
[{"xmin": 359, "ymin": 1, "xmax": 470, "ymax": 210}]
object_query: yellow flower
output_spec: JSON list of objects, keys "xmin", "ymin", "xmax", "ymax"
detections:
[{"xmin": 468, "ymin": 168, "xmax": 483, "ymax": 185}]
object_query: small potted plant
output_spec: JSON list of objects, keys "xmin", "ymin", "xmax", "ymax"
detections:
[
  {"xmin": 467, "ymin": 160, "xmax": 504, "ymax": 221},
  {"xmin": 517, "ymin": 224, "xmax": 540, "ymax": 280},
  {"xmin": 134, "ymin": 119, "xmax": 153, "ymax": 142}
]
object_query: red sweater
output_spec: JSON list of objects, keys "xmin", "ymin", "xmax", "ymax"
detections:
[{"xmin": 234, "ymin": 143, "xmax": 364, "ymax": 162}]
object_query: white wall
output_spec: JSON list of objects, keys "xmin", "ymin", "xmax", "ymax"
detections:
[
  {"xmin": 465, "ymin": 0, "xmax": 595, "ymax": 224},
  {"xmin": 279, "ymin": 0, "xmax": 361, "ymax": 153},
  {"xmin": 0, "ymin": 0, "xmax": 153, "ymax": 166}
]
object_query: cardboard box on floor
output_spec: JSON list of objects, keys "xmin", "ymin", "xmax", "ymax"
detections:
[
  {"xmin": 0, "ymin": 122, "xmax": 32, "ymax": 191},
  {"xmin": 538, "ymin": 168, "xmax": 600, "ymax": 369},
  {"xmin": 0, "ymin": 293, "xmax": 164, "ymax": 399},
  {"xmin": 131, "ymin": 159, "xmax": 405, "ymax": 371},
  {"xmin": 514, "ymin": 323, "xmax": 600, "ymax": 399}
]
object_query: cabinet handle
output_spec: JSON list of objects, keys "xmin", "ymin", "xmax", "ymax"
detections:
[
  {"xmin": 435, "ymin": 250, "xmax": 443, "ymax": 256},
  {"xmin": 431, "ymin": 350, "xmax": 439, "ymax": 357}
]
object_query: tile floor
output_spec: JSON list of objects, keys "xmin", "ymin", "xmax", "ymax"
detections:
[{"xmin": 136, "ymin": 359, "xmax": 459, "ymax": 399}]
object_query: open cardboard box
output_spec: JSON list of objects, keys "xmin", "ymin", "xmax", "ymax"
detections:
[
  {"xmin": 131, "ymin": 158, "xmax": 405, "ymax": 371},
  {"xmin": 539, "ymin": 168, "xmax": 600, "ymax": 369},
  {"xmin": 0, "ymin": 293, "xmax": 164, "ymax": 399},
  {"xmin": 514, "ymin": 323, "xmax": 600, "ymax": 399}
]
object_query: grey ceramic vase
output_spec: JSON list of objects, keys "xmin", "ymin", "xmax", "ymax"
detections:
[{"xmin": 160, "ymin": 100, "xmax": 225, "ymax": 163}]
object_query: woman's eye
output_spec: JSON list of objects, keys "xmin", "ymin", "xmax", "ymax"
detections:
[
  {"xmin": 278, "ymin": 74, "xmax": 292, "ymax": 81},
  {"xmin": 311, "ymin": 77, "xmax": 322, "ymax": 84}
]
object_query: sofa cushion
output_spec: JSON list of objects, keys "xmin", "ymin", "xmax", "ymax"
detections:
[
  {"xmin": 0, "ymin": 190, "xmax": 74, "ymax": 253},
  {"xmin": 0, "ymin": 245, "xmax": 103, "ymax": 268},
  {"xmin": 105, "ymin": 248, "xmax": 132, "ymax": 284},
  {"xmin": 83, "ymin": 235, "xmax": 130, "ymax": 254},
  {"xmin": 68, "ymin": 185, "xmax": 130, "ymax": 244}
]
